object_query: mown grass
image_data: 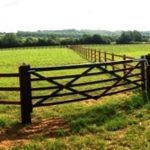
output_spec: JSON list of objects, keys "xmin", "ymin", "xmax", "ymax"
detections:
[
  {"xmin": 0, "ymin": 47, "xmax": 87, "ymax": 72},
  {"xmin": 9, "ymin": 92, "xmax": 150, "ymax": 150},
  {"xmin": 0, "ymin": 45, "xmax": 150, "ymax": 149},
  {"xmin": 0, "ymin": 47, "xmax": 87, "ymax": 100},
  {"xmin": 86, "ymin": 44, "xmax": 150, "ymax": 57}
]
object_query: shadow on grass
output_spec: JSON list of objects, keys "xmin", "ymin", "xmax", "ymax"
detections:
[
  {"xmin": 0, "ymin": 117, "xmax": 70, "ymax": 143},
  {"xmin": 0, "ymin": 93, "xmax": 148, "ymax": 143},
  {"xmin": 68, "ymin": 93, "xmax": 146, "ymax": 133}
]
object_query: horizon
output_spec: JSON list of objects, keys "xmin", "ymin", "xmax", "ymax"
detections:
[
  {"xmin": 0, "ymin": 0, "xmax": 150, "ymax": 32},
  {"xmin": 1, "ymin": 29, "xmax": 150, "ymax": 34}
]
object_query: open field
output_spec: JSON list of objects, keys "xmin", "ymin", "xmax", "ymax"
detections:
[
  {"xmin": 86, "ymin": 44, "xmax": 150, "ymax": 58},
  {"xmin": 0, "ymin": 45, "xmax": 150, "ymax": 149},
  {"xmin": 0, "ymin": 47, "xmax": 87, "ymax": 100},
  {"xmin": 0, "ymin": 47, "xmax": 87, "ymax": 72}
]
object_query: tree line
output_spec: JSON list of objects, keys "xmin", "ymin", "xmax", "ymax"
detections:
[{"xmin": 0, "ymin": 30, "xmax": 149, "ymax": 48}]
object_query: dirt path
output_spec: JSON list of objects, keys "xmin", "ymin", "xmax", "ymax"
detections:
[{"xmin": 0, "ymin": 117, "xmax": 70, "ymax": 149}]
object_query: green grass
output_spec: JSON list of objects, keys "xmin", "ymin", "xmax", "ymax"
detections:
[
  {"xmin": 0, "ymin": 47, "xmax": 87, "ymax": 101},
  {"xmin": 0, "ymin": 47, "xmax": 87, "ymax": 72},
  {"xmin": 0, "ymin": 45, "xmax": 150, "ymax": 149},
  {"xmin": 9, "ymin": 93, "xmax": 150, "ymax": 150},
  {"xmin": 86, "ymin": 44, "xmax": 150, "ymax": 57}
]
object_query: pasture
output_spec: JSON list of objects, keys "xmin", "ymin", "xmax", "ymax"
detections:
[
  {"xmin": 0, "ymin": 45, "xmax": 150, "ymax": 149},
  {"xmin": 86, "ymin": 44, "xmax": 150, "ymax": 57}
]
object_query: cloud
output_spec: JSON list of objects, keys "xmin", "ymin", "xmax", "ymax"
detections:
[
  {"xmin": 0, "ymin": 0, "xmax": 20, "ymax": 8},
  {"xmin": 0, "ymin": 0, "xmax": 150, "ymax": 32}
]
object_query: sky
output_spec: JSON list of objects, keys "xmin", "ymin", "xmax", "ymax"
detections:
[{"xmin": 0, "ymin": 0, "xmax": 150, "ymax": 32}]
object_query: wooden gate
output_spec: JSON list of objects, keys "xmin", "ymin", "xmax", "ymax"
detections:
[{"xmin": 19, "ymin": 58, "xmax": 146, "ymax": 124}]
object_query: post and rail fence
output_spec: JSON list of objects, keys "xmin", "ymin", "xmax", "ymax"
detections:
[{"xmin": 0, "ymin": 46, "xmax": 150, "ymax": 124}]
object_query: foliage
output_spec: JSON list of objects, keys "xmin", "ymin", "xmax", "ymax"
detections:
[
  {"xmin": 0, "ymin": 30, "xmax": 149, "ymax": 48},
  {"xmin": 0, "ymin": 33, "xmax": 20, "ymax": 47},
  {"xmin": 0, "ymin": 33, "xmax": 111, "ymax": 48},
  {"xmin": 117, "ymin": 30, "xmax": 144, "ymax": 44}
]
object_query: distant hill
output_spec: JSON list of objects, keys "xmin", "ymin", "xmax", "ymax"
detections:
[
  {"xmin": 81, "ymin": 30, "xmax": 122, "ymax": 36},
  {"xmin": 16, "ymin": 29, "xmax": 150, "ymax": 38},
  {"xmin": 141, "ymin": 31, "xmax": 150, "ymax": 37},
  {"xmin": 0, "ymin": 30, "xmax": 149, "ymax": 39}
]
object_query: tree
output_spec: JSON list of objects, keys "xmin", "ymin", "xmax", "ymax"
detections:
[
  {"xmin": 117, "ymin": 31, "xmax": 143, "ymax": 44},
  {"xmin": 25, "ymin": 37, "xmax": 37, "ymax": 46},
  {"xmin": 132, "ymin": 30, "xmax": 142, "ymax": 42},
  {"xmin": 92, "ymin": 34, "xmax": 103, "ymax": 43},
  {"xmin": 117, "ymin": 31, "xmax": 133, "ymax": 44},
  {"xmin": 0, "ymin": 33, "xmax": 19, "ymax": 47}
]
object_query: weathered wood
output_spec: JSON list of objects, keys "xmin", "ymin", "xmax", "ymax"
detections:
[
  {"xmin": 71, "ymin": 78, "xmax": 118, "ymax": 87},
  {"xmin": 123, "ymin": 55, "xmax": 126, "ymax": 76},
  {"xmin": 145, "ymin": 55, "xmax": 150, "ymax": 100},
  {"xmin": 31, "ymin": 66, "xmax": 141, "ymax": 82},
  {"xmin": 33, "ymin": 97, "xmax": 90, "ymax": 107},
  {"xmin": 32, "ymin": 78, "xmax": 142, "ymax": 100},
  {"xmin": 19, "ymin": 64, "xmax": 32, "ymax": 125},
  {"xmin": 31, "ymin": 86, "xmax": 57, "ymax": 91},
  {"xmin": 112, "ymin": 53, "xmax": 115, "ymax": 71},
  {"xmin": 94, "ymin": 50, "xmax": 97, "ymax": 62},
  {"xmin": 31, "ymin": 59, "xmax": 142, "ymax": 71},
  {"xmin": 101, "ymin": 85, "xmax": 140, "ymax": 97},
  {"xmin": 141, "ymin": 56, "xmax": 146, "ymax": 91},
  {"xmin": 104, "ymin": 51, "xmax": 107, "ymax": 69},
  {"xmin": 99, "ymin": 51, "xmax": 101, "ymax": 62},
  {"xmin": 90, "ymin": 49, "xmax": 92, "ymax": 61},
  {"xmin": 0, "ymin": 73, "xmax": 19, "ymax": 77},
  {"xmin": 141, "ymin": 56, "xmax": 147, "ymax": 102},
  {"xmin": 0, "ymin": 101, "xmax": 20, "ymax": 105},
  {"xmin": 0, "ymin": 87, "xmax": 20, "ymax": 91}
]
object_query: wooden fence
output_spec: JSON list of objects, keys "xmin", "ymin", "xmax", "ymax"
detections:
[
  {"xmin": 69, "ymin": 45, "xmax": 134, "ymax": 63},
  {"xmin": 0, "ymin": 47, "xmax": 150, "ymax": 124},
  {"xmin": 0, "ymin": 73, "xmax": 20, "ymax": 105},
  {"xmin": 19, "ymin": 57, "xmax": 147, "ymax": 124},
  {"xmin": 69, "ymin": 45, "xmax": 140, "ymax": 77}
]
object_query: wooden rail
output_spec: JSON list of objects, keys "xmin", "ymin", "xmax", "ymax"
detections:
[
  {"xmin": 69, "ymin": 45, "xmax": 135, "ymax": 63},
  {"xmin": 0, "ymin": 73, "xmax": 20, "ymax": 105},
  {"xmin": 17, "ymin": 56, "xmax": 147, "ymax": 124},
  {"xmin": 1, "ymin": 47, "xmax": 150, "ymax": 125},
  {"xmin": 69, "ymin": 45, "xmax": 140, "ymax": 77}
]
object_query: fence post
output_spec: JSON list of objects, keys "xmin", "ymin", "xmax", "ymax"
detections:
[
  {"xmin": 83, "ymin": 48, "xmax": 85, "ymax": 57},
  {"xmin": 19, "ymin": 64, "xmax": 32, "ymax": 125},
  {"xmin": 104, "ymin": 52, "xmax": 107, "ymax": 69},
  {"xmin": 145, "ymin": 55, "xmax": 150, "ymax": 100},
  {"xmin": 141, "ymin": 56, "xmax": 147, "ymax": 101},
  {"xmin": 104, "ymin": 51, "xmax": 107, "ymax": 62},
  {"xmin": 88, "ymin": 49, "xmax": 89, "ymax": 60},
  {"xmin": 86, "ymin": 49, "xmax": 88, "ymax": 59},
  {"xmin": 87, "ymin": 49, "xmax": 89, "ymax": 61},
  {"xmin": 91, "ymin": 49, "xmax": 93, "ymax": 62},
  {"xmin": 94, "ymin": 50, "xmax": 97, "ymax": 62},
  {"xmin": 123, "ymin": 55, "xmax": 126, "ymax": 76},
  {"xmin": 112, "ymin": 53, "xmax": 115, "ymax": 71},
  {"xmin": 91, "ymin": 49, "xmax": 94, "ymax": 62},
  {"xmin": 99, "ymin": 51, "xmax": 101, "ymax": 62}
]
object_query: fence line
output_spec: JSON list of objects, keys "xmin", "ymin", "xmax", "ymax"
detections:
[
  {"xmin": 0, "ymin": 72, "xmax": 20, "ymax": 105},
  {"xmin": 19, "ymin": 56, "xmax": 146, "ymax": 124},
  {"xmin": 0, "ymin": 45, "xmax": 150, "ymax": 125},
  {"xmin": 69, "ymin": 45, "xmax": 139, "ymax": 77},
  {"xmin": 0, "ymin": 46, "xmax": 65, "ymax": 51},
  {"xmin": 69, "ymin": 45, "xmax": 134, "ymax": 63}
]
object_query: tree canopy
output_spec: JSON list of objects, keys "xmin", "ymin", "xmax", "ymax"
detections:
[{"xmin": 117, "ymin": 31, "xmax": 143, "ymax": 44}]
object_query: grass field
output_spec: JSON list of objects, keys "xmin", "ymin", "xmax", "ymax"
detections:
[
  {"xmin": 0, "ymin": 45, "xmax": 150, "ymax": 149},
  {"xmin": 86, "ymin": 44, "xmax": 150, "ymax": 58}
]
